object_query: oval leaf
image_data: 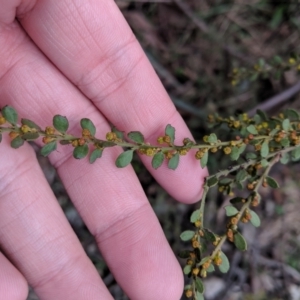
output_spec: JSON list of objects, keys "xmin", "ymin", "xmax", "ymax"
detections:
[
  {"xmin": 165, "ymin": 124, "xmax": 175, "ymax": 143},
  {"xmin": 89, "ymin": 148, "xmax": 103, "ymax": 164},
  {"xmin": 168, "ymin": 152, "xmax": 179, "ymax": 170},
  {"xmin": 73, "ymin": 144, "xmax": 89, "ymax": 159},
  {"xmin": 21, "ymin": 119, "xmax": 41, "ymax": 130},
  {"xmin": 207, "ymin": 176, "xmax": 218, "ymax": 187},
  {"xmin": 224, "ymin": 205, "xmax": 239, "ymax": 217},
  {"xmin": 291, "ymin": 147, "xmax": 300, "ymax": 161},
  {"xmin": 247, "ymin": 125, "xmax": 258, "ymax": 135},
  {"xmin": 183, "ymin": 265, "xmax": 192, "ymax": 275},
  {"xmin": 200, "ymin": 151, "xmax": 208, "ymax": 168},
  {"xmin": 282, "ymin": 119, "xmax": 290, "ymax": 131},
  {"xmin": 115, "ymin": 150, "xmax": 134, "ymax": 168},
  {"xmin": 190, "ymin": 209, "xmax": 200, "ymax": 223},
  {"xmin": 207, "ymin": 133, "xmax": 217, "ymax": 143},
  {"xmin": 195, "ymin": 278, "xmax": 204, "ymax": 294},
  {"xmin": 249, "ymin": 209, "xmax": 261, "ymax": 227},
  {"xmin": 2, "ymin": 106, "xmax": 18, "ymax": 125},
  {"xmin": 40, "ymin": 141, "xmax": 57, "ymax": 157},
  {"xmin": 53, "ymin": 115, "xmax": 69, "ymax": 133},
  {"xmin": 230, "ymin": 147, "xmax": 240, "ymax": 161},
  {"xmin": 266, "ymin": 176, "xmax": 279, "ymax": 188},
  {"xmin": 80, "ymin": 118, "xmax": 96, "ymax": 136},
  {"xmin": 152, "ymin": 152, "xmax": 164, "ymax": 169},
  {"xmin": 234, "ymin": 231, "xmax": 247, "ymax": 251},
  {"xmin": 236, "ymin": 169, "xmax": 248, "ymax": 182},
  {"xmin": 261, "ymin": 141, "xmax": 269, "ymax": 158},
  {"xmin": 219, "ymin": 251, "xmax": 230, "ymax": 273},
  {"xmin": 10, "ymin": 136, "xmax": 24, "ymax": 149},
  {"xmin": 22, "ymin": 132, "xmax": 39, "ymax": 140},
  {"xmin": 127, "ymin": 131, "xmax": 144, "ymax": 144},
  {"xmin": 180, "ymin": 230, "xmax": 195, "ymax": 241}
]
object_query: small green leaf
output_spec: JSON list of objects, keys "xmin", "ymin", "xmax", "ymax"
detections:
[
  {"xmin": 230, "ymin": 146, "xmax": 240, "ymax": 161},
  {"xmin": 280, "ymin": 138, "xmax": 290, "ymax": 147},
  {"xmin": 10, "ymin": 136, "xmax": 24, "ymax": 149},
  {"xmin": 280, "ymin": 152, "xmax": 290, "ymax": 164},
  {"xmin": 207, "ymin": 264, "xmax": 215, "ymax": 272},
  {"xmin": 266, "ymin": 176, "xmax": 279, "ymax": 188},
  {"xmin": 284, "ymin": 108, "xmax": 300, "ymax": 120},
  {"xmin": 112, "ymin": 126, "xmax": 124, "ymax": 139},
  {"xmin": 200, "ymin": 151, "xmax": 208, "ymax": 168},
  {"xmin": 53, "ymin": 115, "xmax": 69, "ymax": 133},
  {"xmin": 207, "ymin": 133, "xmax": 217, "ymax": 143},
  {"xmin": 183, "ymin": 265, "xmax": 192, "ymax": 275},
  {"xmin": 291, "ymin": 147, "xmax": 300, "ymax": 161},
  {"xmin": 246, "ymin": 153, "xmax": 257, "ymax": 159},
  {"xmin": 260, "ymin": 141, "xmax": 269, "ymax": 158},
  {"xmin": 152, "ymin": 152, "xmax": 164, "ymax": 169},
  {"xmin": 282, "ymin": 119, "xmax": 290, "ymax": 131},
  {"xmin": 203, "ymin": 228, "xmax": 217, "ymax": 242},
  {"xmin": 165, "ymin": 124, "xmax": 175, "ymax": 143},
  {"xmin": 89, "ymin": 148, "xmax": 103, "ymax": 164},
  {"xmin": 249, "ymin": 210, "xmax": 261, "ymax": 227},
  {"xmin": 73, "ymin": 144, "xmax": 89, "ymax": 159},
  {"xmin": 247, "ymin": 125, "xmax": 258, "ymax": 135},
  {"xmin": 80, "ymin": 118, "xmax": 96, "ymax": 136},
  {"xmin": 234, "ymin": 231, "xmax": 247, "ymax": 251},
  {"xmin": 257, "ymin": 109, "xmax": 268, "ymax": 121},
  {"xmin": 127, "ymin": 131, "xmax": 144, "ymax": 144},
  {"xmin": 115, "ymin": 150, "xmax": 134, "ymax": 168},
  {"xmin": 260, "ymin": 159, "xmax": 269, "ymax": 167},
  {"xmin": 219, "ymin": 251, "xmax": 230, "ymax": 273},
  {"xmin": 2, "ymin": 106, "xmax": 18, "ymax": 125},
  {"xmin": 195, "ymin": 291, "xmax": 204, "ymax": 300},
  {"xmin": 195, "ymin": 278, "xmax": 204, "ymax": 294},
  {"xmin": 21, "ymin": 119, "xmax": 41, "ymax": 130},
  {"xmin": 168, "ymin": 152, "xmax": 179, "ymax": 170},
  {"xmin": 253, "ymin": 114, "xmax": 261, "ymax": 125},
  {"xmin": 238, "ymin": 143, "xmax": 247, "ymax": 155},
  {"xmin": 180, "ymin": 230, "xmax": 195, "ymax": 241},
  {"xmin": 236, "ymin": 169, "xmax": 248, "ymax": 182},
  {"xmin": 206, "ymin": 176, "xmax": 218, "ymax": 187},
  {"xmin": 190, "ymin": 209, "xmax": 200, "ymax": 223},
  {"xmin": 219, "ymin": 178, "xmax": 232, "ymax": 185},
  {"xmin": 40, "ymin": 141, "xmax": 57, "ymax": 156},
  {"xmin": 22, "ymin": 132, "xmax": 39, "ymax": 140},
  {"xmin": 0, "ymin": 134, "xmax": 2, "ymax": 143},
  {"xmin": 224, "ymin": 205, "xmax": 239, "ymax": 217},
  {"xmin": 178, "ymin": 250, "xmax": 190, "ymax": 259}
]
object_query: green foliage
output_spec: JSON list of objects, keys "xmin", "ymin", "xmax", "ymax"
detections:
[
  {"xmin": 80, "ymin": 118, "xmax": 96, "ymax": 136},
  {"xmin": 2, "ymin": 106, "xmax": 18, "ymax": 125},
  {"xmin": 1, "ymin": 104, "xmax": 300, "ymax": 300},
  {"xmin": 115, "ymin": 150, "xmax": 134, "ymax": 168}
]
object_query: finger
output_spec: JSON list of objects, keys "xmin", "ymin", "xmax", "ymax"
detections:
[
  {"xmin": 0, "ymin": 137, "xmax": 113, "ymax": 300},
  {"xmin": 0, "ymin": 21, "xmax": 183, "ymax": 300},
  {"xmin": 18, "ymin": 0, "xmax": 208, "ymax": 203},
  {"xmin": 0, "ymin": 252, "xmax": 28, "ymax": 300}
]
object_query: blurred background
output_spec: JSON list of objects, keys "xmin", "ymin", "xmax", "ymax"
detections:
[{"xmin": 28, "ymin": 1, "xmax": 300, "ymax": 299}]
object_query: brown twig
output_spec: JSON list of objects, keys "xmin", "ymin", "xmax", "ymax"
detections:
[{"xmin": 247, "ymin": 81, "xmax": 300, "ymax": 116}]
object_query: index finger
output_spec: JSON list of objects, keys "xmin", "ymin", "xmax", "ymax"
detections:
[{"xmin": 19, "ymin": 0, "xmax": 208, "ymax": 203}]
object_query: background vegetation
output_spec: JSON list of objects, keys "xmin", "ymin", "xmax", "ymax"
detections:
[{"xmin": 28, "ymin": 1, "xmax": 300, "ymax": 299}]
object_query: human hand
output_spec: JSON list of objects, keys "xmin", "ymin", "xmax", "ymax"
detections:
[{"xmin": 0, "ymin": 1, "xmax": 207, "ymax": 299}]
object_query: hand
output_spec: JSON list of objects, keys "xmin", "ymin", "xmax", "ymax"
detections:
[{"xmin": 0, "ymin": 1, "xmax": 207, "ymax": 299}]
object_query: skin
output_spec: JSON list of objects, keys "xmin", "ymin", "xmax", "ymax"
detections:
[{"xmin": 0, "ymin": 1, "xmax": 208, "ymax": 299}]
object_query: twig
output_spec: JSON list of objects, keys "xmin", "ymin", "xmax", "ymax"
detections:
[{"xmin": 247, "ymin": 81, "xmax": 300, "ymax": 116}]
